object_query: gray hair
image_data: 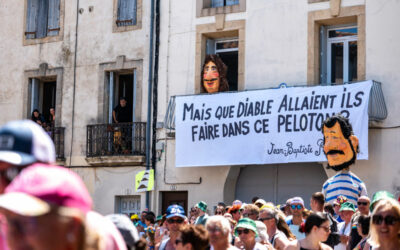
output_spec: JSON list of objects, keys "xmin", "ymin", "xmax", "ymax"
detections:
[{"xmin": 205, "ymin": 215, "xmax": 232, "ymax": 241}]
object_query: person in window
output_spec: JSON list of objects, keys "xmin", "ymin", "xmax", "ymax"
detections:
[
  {"xmin": 31, "ymin": 109, "xmax": 45, "ymax": 126},
  {"xmin": 201, "ymin": 54, "xmax": 229, "ymax": 93},
  {"xmin": 112, "ymin": 97, "xmax": 132, "ymax": 124},
  {"xmin": 48, "ymin": 107, "xmax": 56, "ymax": 127}
]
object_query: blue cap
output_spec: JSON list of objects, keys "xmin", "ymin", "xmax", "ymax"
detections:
[
  {"xmin": 0, "ymin": 120, "xmax": 55, "ymax": 166},
  {"xmin": 166, "ymin": 204, "xmax": 186, "ymax": 219}
]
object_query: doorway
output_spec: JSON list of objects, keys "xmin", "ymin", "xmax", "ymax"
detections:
[{"xmin": 161, "ymin": 191, "xmax": 188, "ymax": 215}]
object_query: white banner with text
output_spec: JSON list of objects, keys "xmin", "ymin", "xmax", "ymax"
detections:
[{"xmin": 175, "ymin": 81, "xmax": 372, "ymax": 167}]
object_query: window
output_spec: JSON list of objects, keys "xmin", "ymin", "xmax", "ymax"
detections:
[
  {"xmin": 106, "ymin": 70, "xmax": 137, "ymax": 123},
  {"xmin": 196, "ymin": 0, "xmax": 246, "ymax": 17},
  {"xmin": 115, "ymin": 196, "xmax": 141, "ymax": 216},
  {"xmin": 321, "ymin": 26, "xmax": 358, "ymax": 84},
  {"xmin": 211, "ymin": 0, "xmax": 239, "ymax": 8},
  {"xmin": 29, "ymin": 78, "xmax": 57, "ymax": 122},
  {"xmin": 307, "ymin": 5, "xmax": 365, "ymax": 85},
  {"xmin": 113, "ymin": 0, "xmax": 142, "ymax": 32},
  {"xmin": 25, "ymin": 0, "xmax": 60, "ymax": 39},
  {"xmin": 117, "ymin": 0, "xmax": 137, "ymax": 27},
  {"xmin": 206, "ymin": 38, "xmax": 239, "ymax": 91}
]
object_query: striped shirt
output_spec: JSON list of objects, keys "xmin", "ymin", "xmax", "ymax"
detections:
[{"xmin": 322, "ymin": 171, "xmax": 367, "ymax": 205}]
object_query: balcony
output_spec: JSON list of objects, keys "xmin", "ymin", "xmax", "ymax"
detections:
[
  {"xmin": 49, "ymin": 127, "xmax": 65, "ymax": 162},
  {"xmin": 86, "ymin": 122, "xmax": 146, "ymax": 166}
]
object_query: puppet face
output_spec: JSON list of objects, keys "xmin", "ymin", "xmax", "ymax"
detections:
[
  {"xmin": 323, "ymin": 122, "xmax": 358, "ymax": 171},
  {"xmin": 203, "ymin": 61, "xmax": 220, "ymax": 93}
]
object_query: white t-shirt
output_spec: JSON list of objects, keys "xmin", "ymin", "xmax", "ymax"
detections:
[{"xmin": 334, "ymin": 222, "xmax": 351, "ymax": 250}]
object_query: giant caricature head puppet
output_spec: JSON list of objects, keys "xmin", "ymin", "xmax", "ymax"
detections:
[
  {"xmin": 201, "ymin": 54, "xmax": 229, "ymax": 93},
  {"xmin": 322, "ymin": 114, "xmax": 359, "ymax": 171}
]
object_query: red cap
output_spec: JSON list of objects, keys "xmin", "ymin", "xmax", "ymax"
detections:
[{"xmin": 0, "ymin": 163, "xmax": 92, "ymax": 216}]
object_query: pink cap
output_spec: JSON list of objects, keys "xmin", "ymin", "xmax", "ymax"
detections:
[{"xmin": 0, "ymin": 163, "xmax": 92, "ymax": 216}]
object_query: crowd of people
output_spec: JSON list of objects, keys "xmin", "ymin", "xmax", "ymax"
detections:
[{"xmin": 0, "ymin": 119, "xmax": 399, "ymax": 250}]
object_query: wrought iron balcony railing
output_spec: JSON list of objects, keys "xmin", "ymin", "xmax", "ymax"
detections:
[
  {"xmin": 86, "ymin": 122, "xmax": 146, "ymax": 157},
  {"xmin": 49, "ymin": 127, "xmax": 65, "ymax": 160}
]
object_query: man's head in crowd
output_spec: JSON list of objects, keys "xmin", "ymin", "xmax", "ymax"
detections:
[
  {"xmin": 339, "ymin": 202, "xmax": 356, "ymax": 223},
  {"xmin": 357, "ymin": 196, "xmax": 371, "ymax": 215},
  {"xmin": 0, "ymin": 120, "xmax": 55, "ymax": 193},
  {"xmin": 322, "ymin": 114, "xmax": 359, "ymax": 171},
  {"xmin": 195, "ymin": 201, "xmax": 207, "ymax": 216},
  {"xmin": 206, "ymin": 216, "xmax": 232, "ymax": 248},
  {"xmin": 290, "ymin": 197, "xmax": 304, "ymax": 217},
  {"xmin": 165, "ymin": 205, "xmax": 187, "ymax": 234},
  {"xmin": 310, "ymin": 192, "xmax": 325, "ymax": 212},
  {"xmin": 144, "ymin": 211, "xmax": 156, "ymax": 226},
  {"xmin": 259, "ymin": 207, "xmax": 278, "ymax": 231},
  {"xmin": 235, "ymin": 218, "xmax": 258, "ymax": 249},
  {"xmin": 176, "ymin": 225, "xmax": 209, "ymax": 250},
  {"xmin": 0, "ymin": 164, "xmax": 92, "ymax": 250},
  {"xmin": 242, "ymin": 204, "xmax": 259, "ymax": 221},
  {"xmin": 201, "ymin": 54, "xmax": 229, "ymax": 93}
]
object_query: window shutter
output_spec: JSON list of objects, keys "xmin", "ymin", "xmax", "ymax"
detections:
[
  {"xmin": 37, "ymin": 0, "xmax": 49, "ymax": 38},
  {"xmin": 211, "ymin": 0, "xmax": 224, "ymax": 8},
  {"xmin": 117, "ymin": 0, "xmax": 136, "ymax": 26},
  {"xmin": 26, "ymin": 0, "xmax": 39, "ymax": 39},
  {"xmin": 47, "ymin": 0, "xmax": 60, "ymax": 36},
  {"xmin": 226, "ymin": 0, "xmax": 239, "ymax": 6}
]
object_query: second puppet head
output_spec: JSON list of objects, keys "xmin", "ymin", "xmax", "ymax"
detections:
[{"xmin": 201, "ymin": 54, "xmax": 229, "ymax": 93}]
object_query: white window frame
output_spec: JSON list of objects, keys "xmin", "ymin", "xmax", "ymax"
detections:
[{"xmin": 326, "ymin": 26, "xmax": 357, "ymax": 85}]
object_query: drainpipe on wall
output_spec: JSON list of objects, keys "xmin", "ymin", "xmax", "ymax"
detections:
[
  {"xmin": 145, "ymin": 0, "xmax": 156, "ymax": 209},
  {"xmin": 69, "ymin": 0, "xmax": 80, "ymax": 167},
  {"xmin": 151, "ymin": 0, "xmax": 160, "ymax": 173}
]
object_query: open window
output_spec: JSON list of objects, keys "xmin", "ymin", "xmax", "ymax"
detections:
[
  {"xmin": 320, "ymin": 25, "xmax": 358, "ymax": 84},
  {"xmin": 28, "ymin": 78, "xmax": 57, "ymax": 124},
  {"xmin": 206, "ymin": 38, "xmax": 239, "ymax": 91},
  {"xmin": 106, "ymin": 70, "xmax": 137, "ymax": 123}
]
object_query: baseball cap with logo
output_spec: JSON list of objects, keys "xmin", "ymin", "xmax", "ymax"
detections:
[
  {"xmin": 0, "ymin": 164, "xmax": 92, "ymax": 216},
  {"xmin": 0, "ymin": 120, "xmax": 55, "ymax": 166},
  {"xmin": 166, "ymin": 204, "xmax": 186, "ymax": 219}
]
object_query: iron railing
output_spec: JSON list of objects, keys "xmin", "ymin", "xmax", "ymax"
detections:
[
  {"xmin": 86, "ymin": 122, "xmax": 146, "ymax": 157},
  {"xmin": 49, "ymin": 127, "xmax": 65, "ymax": 160}
]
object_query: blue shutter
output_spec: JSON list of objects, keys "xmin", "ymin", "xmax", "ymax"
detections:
[
  {"xmin": 26, "ymin": 0, "xmax": 39, "ymax": 39},
  {"xmin": 226, "ymin": 0, "xmax": 239, "ymax": 6},
  {"xmin": 36, "ymin": 0, "xmax": 49, "ymax": 38},
  {"xmin": 118, "ymin": 0, "xmax": 136, "ymax": 26},
  {"xmin": 47, "ymin": 0, "xmax": 60, "ymax": 36},
  {"xmin": 211, "ymin": 0, "xmax": 224, "ymax": 8}
]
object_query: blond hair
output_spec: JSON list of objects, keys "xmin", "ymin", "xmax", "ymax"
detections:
[{"xmin": 369, "ymin": 198, "xmax": 400, "ymax": 246}]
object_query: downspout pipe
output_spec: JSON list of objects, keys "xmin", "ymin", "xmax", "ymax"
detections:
[
  {"xmin": 151, "ymin": 0, "xmax": 160, "ymax": 173},
  {"xmin": 145, "ymin": 0, "xmax": 156, "ymax": 209},
  {"xmin": 69, "ymin": 0, "xmax": 80, "ymax": 167}
]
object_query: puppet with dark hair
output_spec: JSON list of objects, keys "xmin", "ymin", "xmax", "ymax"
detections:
[
  {"xmin": 201, "ymin": 54, "xmax": 229, "ymax": 93},
  {"xmin": 321, "ymin": 114, "xmax": 367, "ymax": 205}
]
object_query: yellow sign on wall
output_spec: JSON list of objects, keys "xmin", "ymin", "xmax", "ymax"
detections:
[{"xmin": 135, "ymin": 170, "xmax": 154, "ymax": 192}]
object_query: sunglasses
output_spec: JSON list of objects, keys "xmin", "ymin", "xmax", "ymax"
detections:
[
  {"xmin": 258, "ymin": 216, "xmax": 274, "ymax": 222},
  {"xmin": 236, "ymin": 228, "xmax": 250, "ymax": 235},
  {"xmin": 242, "ymin": 213, "xmax": 253, "ymax": 218},
  {"xmin": 215, "ymin": 211, "xmax": 223, "ymax": 215},
  {"xmin": 372, "ymin": 215, "xmax": 400, "ymax": 226},
  {"xmin": 167, "ymin": 218, "xmax": 184, "ymax": 224},
  {"xmin": 357, "ymin": 201, "xmax": 369, "ymax": 206},
  {"xmin": 291, "ymin": 204, "xmax": 303, "ymax": 210},
  {"xmin": 319, "ymin": 225, "xmax": 331, "ymax": 233}
]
